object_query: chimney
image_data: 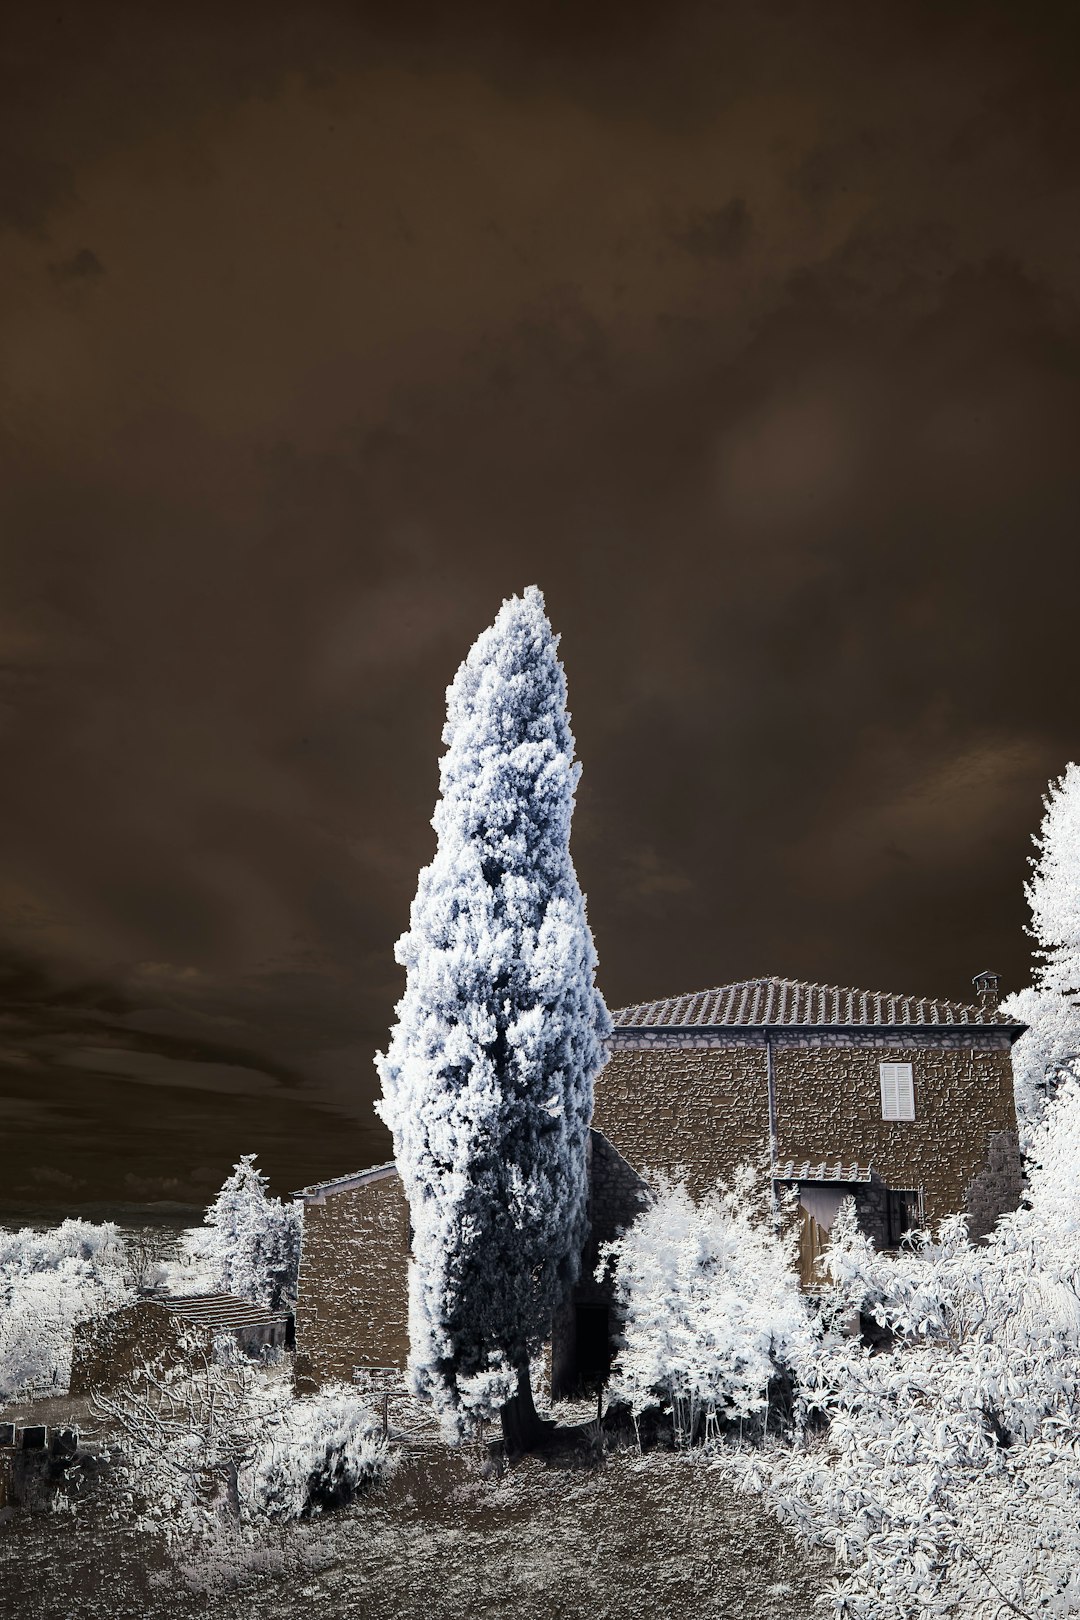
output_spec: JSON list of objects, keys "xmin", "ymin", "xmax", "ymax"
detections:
[{"xmin": 972, "ymin": 970, "xmax": 1000, "ymax": 1011}]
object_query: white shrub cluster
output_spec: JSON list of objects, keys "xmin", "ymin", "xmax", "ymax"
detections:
[
  {"xmin": 0, "ymin": 1219, "xmax": 129, "ymax": 1400},
  {"xmin": 95, "ymin": 1335, "xmax": 389, "ymax": 1539},
  {"xmin": 600, "ymin": 1169, "xmax": 816, "ymax": 1443},
  {"xmin": 246, "ymin": 1386, "xmax": 392, "ymax": 1520},
  {"xmin": 718, "ymin": 1079, "xmax": 1080, "ymax": 1619}
]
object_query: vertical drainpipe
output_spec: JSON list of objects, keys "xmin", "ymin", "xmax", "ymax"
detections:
[{"xmin": 765, "ymin": 1029, "xmax": 779, "ymax": 1218}]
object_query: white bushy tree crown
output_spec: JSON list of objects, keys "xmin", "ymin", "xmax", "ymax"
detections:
[
  {"xmin": 1024, "ymin": 761, "xmax": 1080, "ymax": 997},
  {"xmin": 1001, "ymin": 762, "xmax": 1080, "ymax": 1124},
  {"xmin": 375, "ymin": 584, "xmax": 611, "ymax": 1433},
  {"xmin": 599, "ymin": 1168, "xmax": 815, "ymax": 1438},
  {"xmin": 202, "ymin": 1154, "xmax": 301, "ymax": 1308}
]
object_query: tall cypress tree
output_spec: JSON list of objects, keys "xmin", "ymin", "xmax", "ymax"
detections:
[{"xmin": 375, "ymin": 586, "xmax": 610, "ymax": 1444}]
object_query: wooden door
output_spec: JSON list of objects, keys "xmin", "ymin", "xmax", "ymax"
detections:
[{"xmin": 798, "ymin": 1208, "xmax": 829, "ymax": 1290}]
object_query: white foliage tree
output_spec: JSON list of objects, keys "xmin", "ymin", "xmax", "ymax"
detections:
[
  {"xmin": 200, "ymin": 1156, "xmax": 302, "ymax": 1308},
  {"xmin": 0, "ymin": 1219, "xmax": 129, "ymax": 1400},
  {"xmin": 719, "ymin": 1078, "xmax": 1080, "ymax": 1619},
  {"xmin": 375, "ymin": 585, "xmax": 611, "ymax": 1444},
  {"xmin": 998, "ymin": 983, "xmax": 1080, "ymax": 1129},
  {"xmin": 599, "ymin": 1170, "xmax": 816, "ymax": 1445},
  {"xmin": 1001, "ymin": 762, "xmax": 1080, "ymax": 1126}
]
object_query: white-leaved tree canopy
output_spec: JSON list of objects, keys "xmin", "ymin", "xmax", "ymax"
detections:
[
  {"xmin": 1001, "ymin": 762, "xmax": 1080, "ymax": 1125},
  {"xmin": 199, "ymin": 1155, "xmax": 302, "ymax": 1309},
  {"xmin": 0, "ymin": 1220, "xmax": 129, "ymax": 1401},
  {"xmin": 375, "ymin": 585, "xmax": 611, "ymax": 1444}
]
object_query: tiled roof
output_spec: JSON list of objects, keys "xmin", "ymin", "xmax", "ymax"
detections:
[
  {"xmin": 611, "ymin": 975, "xmax": 1019, "ymax": 1029},
  {"xmin": 160, "ymin": 1292, "xmax": 288, "ymax": 1328},
  {"xmin": 774, "ymin": 1160, "xmax": 874, "ymax": 1183}
]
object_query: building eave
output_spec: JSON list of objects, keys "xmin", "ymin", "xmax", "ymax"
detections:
[
  {"xmin": 293, "ymin": 1161, "xmax": 399, "ymax": 1204},
  {"xmin": 609, "ymin": 1021, "xmax": 1027, "ymax": 1044}
]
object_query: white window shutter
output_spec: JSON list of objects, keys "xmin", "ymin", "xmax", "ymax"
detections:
[
  {"xmin": 880, "ymin": 1062, "xmax": 915, "ymax": 1121},
  {"xmin": 897, "ymin": 1063, "xmax": 915, "ymax": 1120},
  {"xmin": 880, "ymin": 1063, "xmax": 898, "ymax": 1119}
]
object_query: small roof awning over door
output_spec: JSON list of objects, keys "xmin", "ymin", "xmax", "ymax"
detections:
[{"xmin": 774, "ymin": 1159, "xmax": 874, "ymax": 1183}]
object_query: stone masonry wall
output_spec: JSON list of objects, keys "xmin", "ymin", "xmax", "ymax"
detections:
[
  {"xmin": 551, "ymin": 1130, "xmax": 650, "ymax": 1395},
  {"xmin": 294, "ymin": 1173, "xmax": 410, "ymax": 1390},
  {"xmin": 69, "ymin": 1300, "xmax": 186, "ymax": 1396},
  {"xmin": 577, "ymin": 1129, "xmax": 651, "ymax": 1308},
  {"xmin": 594, "ymin": 1032, "xmax": 1021, "ymax": 1231},
  {"xmin": 774, "ymin": 1038, "xmax": 1018, "ymax": 1228},
  {"xmin": 592, "ymin": 1044, "xmax": 769, "ymax": 1199}
]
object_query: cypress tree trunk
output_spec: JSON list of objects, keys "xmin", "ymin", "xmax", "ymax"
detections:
[{"xmin": 500, "ymin": 1360, "xmax": 555, "ymax": 1456}]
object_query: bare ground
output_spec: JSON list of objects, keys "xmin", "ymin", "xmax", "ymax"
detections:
[{"xmin": 0, "ymin": 1426, "xmax": 831, "ymax": 1620}]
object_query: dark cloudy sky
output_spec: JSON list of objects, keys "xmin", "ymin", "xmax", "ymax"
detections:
[{"xmin": 2, "ymin": 0, "xmax": 1079, "ymax": 1210}]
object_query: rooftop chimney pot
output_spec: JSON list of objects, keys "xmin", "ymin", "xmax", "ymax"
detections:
[{"xmin": 972, "ymin": 970, "xmax": 1000, "ymax": 1010}]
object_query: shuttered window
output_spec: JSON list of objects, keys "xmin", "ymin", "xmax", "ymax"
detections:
[{"xmin": 880, "ymin": 1061, "xmax": 915, "ymax": 1121}]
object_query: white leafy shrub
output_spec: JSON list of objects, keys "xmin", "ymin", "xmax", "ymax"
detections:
[
  {"xmin": 718, "ymin": 1079, "xmax": 1080, "ymax": 1619},
  {"xmin": 246, "ymin": 1387, "xmax": 393, "ymax": 1519},
  {"xmin": 96, "ymin": 1337, "xmax": 390, "ymax": 1539},
  {"xmin": 599, "ymin": 1169, "xmax": 816, "ymax": 1442},
  {"xmin": 0, "ymin": 1219, "xmax": 129, "ymax": 1400}
]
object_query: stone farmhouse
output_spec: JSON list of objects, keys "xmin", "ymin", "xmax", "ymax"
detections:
[{"xmin": 292, "ymin": 972, "xmax": 1025, "ymax": 1396}]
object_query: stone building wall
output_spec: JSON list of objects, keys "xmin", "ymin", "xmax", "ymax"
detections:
[
  {"xmin": 550, "ymin": 1130, "xmax": 649, "ymax": 1395},
  {"xmin": 69, "ymin": 1301, "xmax": 186, "ymax": 1396},
  {"xmin": 965, "ymin": 1128, "xmax": 1024, "ymax": 1241},
  {"xmin": 294, "ymin": 1170, "xmax": 410, "ymax": 1391},
  {"xmin": 595, "ymin": 1030, "xmax": 1021, "ymax": 1232},
  {"xmin": 773, "ymin": 1033, "xmax": 1019, "ymax": 1228},
  {"xmin": 591, "ymin": 1043, "xmax": 769, "ymax": 1199},
  {"xmin": 577, "ymin": 1130, "xmax": 651, "ymax": 1308}
]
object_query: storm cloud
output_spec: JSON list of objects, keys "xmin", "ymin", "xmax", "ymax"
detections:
[{"xmin": 1, "ymin": 0, "xmax": 1078, "ymax": 1204}]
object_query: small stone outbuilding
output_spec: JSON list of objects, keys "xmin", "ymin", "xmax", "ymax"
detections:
[{"xmin": 69, "ymin": 1292, "xmax": 291, "ymax": 1395}]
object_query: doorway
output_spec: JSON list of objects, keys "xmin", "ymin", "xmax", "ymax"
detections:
[{"xmin": 574, "ymin": 1305, "xmax": 612, "ymax": 1392}]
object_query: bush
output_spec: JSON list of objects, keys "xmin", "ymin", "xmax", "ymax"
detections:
[
  {"xmin": 0, "ymin": 1219, "xmax": 129, "ymax": 1400},
  {"xmin": 94, "ymin": 1339, "xmax": 390, "ymax": 1539},
  {"xmin": 717, "ymin": 1080, "xmax": 1080, "ymax": 1619},
  {"xmin": 598, "ymin": 1167, "xmax": 816, "ymax": 1444},
  {"xmin": 246, "ymin": 1387, "xmax": 393, "ymax": 1519}
]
